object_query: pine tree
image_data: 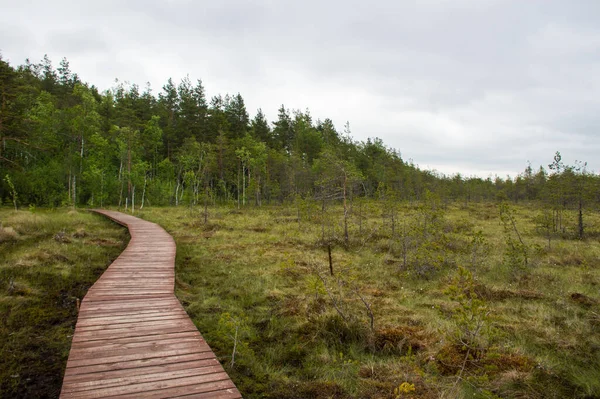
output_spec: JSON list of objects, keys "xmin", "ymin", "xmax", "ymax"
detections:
[
  {"xmin": 250, "ymin": 108, "xmax": 271, "ymax": 145},
  {"xmin": 158, "ymin": 78, "xmax": 179, "ymax": 159},
  {"xmin": 225, "ymin": 93, "xmax": 249, "ymax": 140},
  {"xmin": 272, "ymin": 104, "xmax": 293, "ymax": 152}
]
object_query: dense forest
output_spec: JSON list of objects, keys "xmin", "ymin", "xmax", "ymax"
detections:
[{"xmin": 0, "ymin": 54, "xmax": 598, "ymax": 229}]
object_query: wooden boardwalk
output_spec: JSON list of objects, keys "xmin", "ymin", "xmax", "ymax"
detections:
[{"xmin": 60, "ymin": 210, "xmax": 242, "ymax": 399}]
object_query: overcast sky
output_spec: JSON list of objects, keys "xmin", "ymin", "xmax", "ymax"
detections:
[{"xmin": 1, "ymin": 0, "xmax": 599, "ymax": 178}]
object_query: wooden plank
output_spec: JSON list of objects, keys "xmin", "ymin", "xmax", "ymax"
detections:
[
  {"xmin": 64, "ymin": 352, "xmax": 219, "ymax": 376},
  {"xmin": 67, "ymin": 339, "xmax": 210, "ymax": 361},
  {"xmin": 63, "ymin": 358, "xmax": 221, "ymax": 384},
  {"xmin": 62, "ymin": 365, "xmax": 225, "ymax": 393},
  {"xmin": 74, "ymin": 319, "xmax": 196, "ymax": 333},
  {"xmin": 76, "ymin": 307, "xmax": 185, "ymax": 320},
  {"xmin": 71, "ymin": 325, "xmax": 199, "ymax": 343},
  {"xmin": 60, "ymin": 210, "xmax": 241, "ymax": 399},
  {"xmin": 75, "ymin": 312, "xmax": 189, "ymax": 326},
  {"xmin": 70, "ymin": 332, "xmax": 201, "ymax": 349},
  {"xmin": 105, "ymin": 380, "xmax": 239, "ymax": 399},
  {"xmin": 62, "ymin": 372, "xmax": 232, "ymax": 398}
]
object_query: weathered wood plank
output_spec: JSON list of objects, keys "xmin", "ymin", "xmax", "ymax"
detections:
[
  {"xmin": 64, "ymin": 352, "xmax": 218, "ymax": 376},
  {"xmin": 60, "ymin": 210, "xmax": 241, "ymax": 398}
]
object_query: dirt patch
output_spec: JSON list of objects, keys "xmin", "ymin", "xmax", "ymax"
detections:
[
  {"xmin": 248, "ymin": 226, "xmax": 269, "ymax": 233},
  {"xmin": 570, "ymin": 292, "xmax": 597, "ymax": 307}
]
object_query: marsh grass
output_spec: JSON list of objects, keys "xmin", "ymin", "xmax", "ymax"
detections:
[
  {"xmin": 0, "ymin": 208, "xmax": 128, "ymax": 398},
  {"xmin": 4, "ymin": 201, "xmax": 598, "ymax": 398},
  {"xmin": 133, "ymin": 201, "xmax": 600, "ymax": 398}
]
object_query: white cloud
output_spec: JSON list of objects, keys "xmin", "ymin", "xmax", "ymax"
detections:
[{"xmin": 1, "ymin": 0, "xmax": 599, "ymax": 177}]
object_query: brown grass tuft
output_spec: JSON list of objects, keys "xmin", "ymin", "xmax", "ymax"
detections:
[{"xmin": 0, "ymin": 226, "xmax": 18, "ymax": 243}]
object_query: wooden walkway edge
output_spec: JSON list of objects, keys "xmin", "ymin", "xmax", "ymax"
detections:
[{"xmin": 60, "ymin": 210, "xmax": 242, "ymax": 399}]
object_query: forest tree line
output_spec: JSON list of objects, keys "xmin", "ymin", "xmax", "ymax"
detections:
[{"xmin": 0, "ymin": 55, "xmax": 598, "ymax": 232}]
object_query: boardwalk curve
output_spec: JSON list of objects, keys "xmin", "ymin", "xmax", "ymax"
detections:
[{"xmin": 60, "ymin": 210, "xmax": 242, "ymax": 399}]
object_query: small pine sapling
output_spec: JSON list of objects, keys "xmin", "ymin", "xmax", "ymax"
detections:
[
  {"xmin": 499, "ymin": 202, "xmax": 528, "ymax": 274},
  {"xmin": 444, "ymin": 266, "xmax": 491, "ymax": 385}
]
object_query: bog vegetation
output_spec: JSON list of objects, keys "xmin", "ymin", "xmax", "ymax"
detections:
[
  {"xmin": 1, "ymin": 55, "xmax": 599, "ymax": 398},
  {"xmin": 0, "ymin": 209, "xmax": 127, "ymax": 398},
  {"xmin": 135, "ymin": 201, "xmax": 599, "ymax": 399}
]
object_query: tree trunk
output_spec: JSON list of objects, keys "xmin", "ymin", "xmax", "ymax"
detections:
[
  {"xmin": 140, "ymin": 174, "xmax": 147, "ymax": 209},
  {"xmin": 118, "ymin": 160, "xmax": 123, "ymax": 208},
  {"xmin": 242, "ymin": 164, "xmax": 246, "ymax": 206},
  {"xmin": 328, "ymin": 244, "xmax": 333, "ymax": 276},
  {"xmin": 80, "ymin": 136, "xmax": 84, "ymax": 173}
]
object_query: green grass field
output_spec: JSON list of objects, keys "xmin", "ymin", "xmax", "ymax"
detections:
[{"xmin": 1, "ymin": 202, "xmax": 599, "ymax": 398}]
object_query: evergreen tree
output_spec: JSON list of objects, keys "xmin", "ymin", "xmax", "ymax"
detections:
[
  {"xmin": 158, "ymin": 77, "xmax": 179, "ymax": 158},
  {"xmin": 272, "ymin": 104, "xmax": 293, "ymax": 152},
  {"xmin": 225, "ymin": 93, "xmax": 249, "ymax": 140},
  {"xmin": 250, "ymin": 108, "xmax": 272, "ymax": 145}
]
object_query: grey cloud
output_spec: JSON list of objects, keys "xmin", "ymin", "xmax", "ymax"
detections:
[{"xmin": 47, "ymin": 28, "xmax": 109, "ymax": 55}]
